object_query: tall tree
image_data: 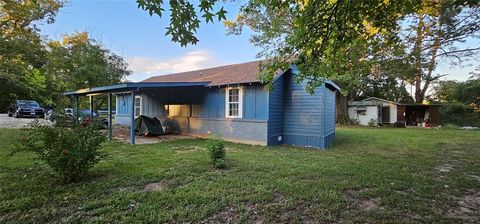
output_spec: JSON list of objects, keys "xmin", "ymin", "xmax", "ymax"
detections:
[
  {"xmin": 223, "ymin": 0, "xmax": 419, "ymax": 119},
  {"xmin": 0, "ymin": 0, "xmax": 63, "ymax": 111},
  {"xmin": 402, "ymin": 1, "xmax": 480, "ymax": 103},
  {"xmin": 44, "ymin": 32, "xmax": 131, "ymax": 109}
]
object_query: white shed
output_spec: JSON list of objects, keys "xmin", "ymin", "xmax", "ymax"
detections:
[{"xmin": 348, "ymin": 97, "xmax": 399, "ymax": 126}]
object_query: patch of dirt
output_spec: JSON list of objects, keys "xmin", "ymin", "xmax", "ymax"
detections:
[
  {"xmin": 144, "ymin": 181, "xmax": 167, "ymax": 191},
  {"xmin": 116, "ymin": 186, "xmax": 136, "ymax": 192},
  {"xmin": 202, "ymin": 204, "xmax": 262, "ymax": 223},
  {"xmin": 202, "ymin": 205, "xmax": 240, "ymax": 223},
  {"xmin": 361, "ymin": 197, "xmax": 381, "ymax": 211},
  {"xmin": 174, "ymin": 146, "xmax": 206, "ymax": 154},
  {"xmin": 343, "ymin": 188, "xmax": 383, "ymax": 213},
  {"xmin": 448, "ymin": 190, "xmax": 480, "ymax": 223},
  {"xmin": 225, "ymin": 147, "xmax": 239, "ymax": 152},
  {"xmin": 112, "ymin": 124, "xmax": 197, "ymax": 144},
  {"xmin": 344, "ymin": 188, "xmax": 372, "ymax": 198},
  {"xmin": 435, "ymin": 164, "xmax": 454, "ymax": 173}
]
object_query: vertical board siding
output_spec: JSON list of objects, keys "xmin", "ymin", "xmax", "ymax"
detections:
[
  {"xmin": 254, "ymin": 86, "xmax": 268, "ymax": 119},
  {"xmin": 116, "ymin": 94, "xmax": 132, "ymax": 115},
  {"xmin": 267, "ymin": 75, "xmax": 285, "ymax": 145}
]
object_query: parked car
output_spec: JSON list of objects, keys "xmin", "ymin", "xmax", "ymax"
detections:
[
  {"xmin": 97, "ymin": 108, "xmax": 116, "ymax": 115},
  {"xmin": 50, "ymin": 109, "xmax": 108, "ymax": 128},
  {"xmin": 64, "ymin": 108, "xmax": 74, "ymax": 116},
  {"xmin": 8, "ymin": 100, "xmax": 45, "ymax": 118}
]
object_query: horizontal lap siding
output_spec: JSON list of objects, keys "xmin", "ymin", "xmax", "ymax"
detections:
[
  {"xmin": 324, "ymin": 87, "xmax": 336, "ymax": 135},
  {"xmin": 267, "ymin": 75, "xmax": 285, "ymax": 145},
  {"xmin": 283, "ymin": 73, "xmax": 326, "ymax": 148}
]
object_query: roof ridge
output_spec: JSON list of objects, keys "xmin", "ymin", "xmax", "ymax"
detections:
[{"xmin": 142, "ymin": 60, "xmax": 265, "ymax": 82}]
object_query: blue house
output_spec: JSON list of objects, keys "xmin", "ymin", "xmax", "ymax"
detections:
[{"xmin": 65, "ymin": 61, "xmax": 340, "ymax": 149}]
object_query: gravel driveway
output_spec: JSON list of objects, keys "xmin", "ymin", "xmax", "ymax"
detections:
[{"xmin": 0, "ymin": 114, "xmax": 51, "ymax": 128}]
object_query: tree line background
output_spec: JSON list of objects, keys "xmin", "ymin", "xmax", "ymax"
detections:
[
  {"xmin": 1, "ymin": 0, "xmax": 479, "ymax": 127},
  {"xmin": 0, "ymin": 0, "xmax": 130, "ymax": 112}
]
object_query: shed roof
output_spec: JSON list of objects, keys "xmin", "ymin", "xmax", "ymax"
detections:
[{"xmin": 361, "ymin": 97, "xmax": 399, "ymax": 105}]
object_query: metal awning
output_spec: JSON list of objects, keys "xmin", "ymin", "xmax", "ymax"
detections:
[{"xmin": 63, "ymin": 82, "xmax": 210, "ymax": 96}]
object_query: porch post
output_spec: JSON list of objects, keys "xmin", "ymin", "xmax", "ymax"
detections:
[
  {"xmin": 74, "ymin": 96, "xmax": 79, "ymax": 125},
  {"xmin": 130, "ymin": 91, "xmax": 135, "ymax": 145},
  {"xmin": 108, "ymin": 93, "xmax": 113, "ymax": 141},
  {"xmin": 89, "ymin": 95, "xmax": 94, "ymax": 117}
]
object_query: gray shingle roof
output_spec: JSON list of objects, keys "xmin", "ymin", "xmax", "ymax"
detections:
[{"xmin": 141, "ymin": 60, "xmax": 267, "ymax": 86}]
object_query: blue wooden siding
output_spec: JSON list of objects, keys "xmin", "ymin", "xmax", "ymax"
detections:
[
  {"xmin": 323, "ymin": 87, "xmax": 336, "ymax": 147},
  {"xmin": 267, "ymin": 74, "xmax": 285, "ymax": 145},
  {"xmin": 116, "ymin": 94, "xmax": 132, "ymax": 115},
  {"xmin": 324, "ymin": 87, "xmax": 336, "ymax": 135},
  {"xmin": 116, "ymin": 85, "xmax": 269, "ymax": 121},
  {"xmin": 244, "ymin": 85, "xmax": 268, "ymax": 120},
  {"xmin": 114, "ymin": 75, "xmax": 337, "ymax": 148},
  {"xmin": 267, "ymin": 70, "xmax": 337, "ymax": 149},
  {"xmin": 133, "ymin": 85, "xmax": 268, "ymax": 120}
]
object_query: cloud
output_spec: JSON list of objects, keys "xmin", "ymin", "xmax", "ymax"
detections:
[{"xmin": 127, "ymin": 50, "xmax": 223, "ymax": 82}]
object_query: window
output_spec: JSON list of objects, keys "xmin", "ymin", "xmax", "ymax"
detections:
[
  {"xmin": 134, "ymin": 96, "xmax": 141, "ymax": 117},
  {"xmin": 225, "ymin": 87, "xmax": 242, "ymax": 118},
  {"xmin": 356, "ymin": 109, "xmax": 367, "ymax": 116}
]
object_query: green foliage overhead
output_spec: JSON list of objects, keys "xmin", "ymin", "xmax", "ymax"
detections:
[
  {"xmin": 137, "ymin": 0, "xmax": 227, "ymax": 46},
  {"xmin": 227, "ymin": 0, "xmax": 420, "ymax": 94}
]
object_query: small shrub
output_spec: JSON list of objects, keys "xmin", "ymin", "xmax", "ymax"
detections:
[
  {"xmin": 368, "ymin": 119, "xmax": 377, "ymax": 127},
  {"xmin": 207, "ymin": 137, "xmax": 226, "ymax": 169},
  {"xmin": 337, "ymin": 115, "xmax": 359, "ymax": 125},
  {"xmin": 22, "ymin": 121, "xmax": 107, "ymax": 183},
  {"xmin": 440, "ymin": 102, "xmax": 480, "ymax": 127}
]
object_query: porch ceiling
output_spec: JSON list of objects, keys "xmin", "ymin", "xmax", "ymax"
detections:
[{"xmin": 63, "ymin": 82, "xmax": 210, "ymax": 96}]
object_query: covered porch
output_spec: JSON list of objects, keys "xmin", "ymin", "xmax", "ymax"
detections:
[{"xmin": 63, "ymin": 82, "xmax": 209, "ymax": 144}]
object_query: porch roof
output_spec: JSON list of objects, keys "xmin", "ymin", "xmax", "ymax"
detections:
[{"xmin": 63, "ymin": 82, "xmax": 210, "ymax": 96}]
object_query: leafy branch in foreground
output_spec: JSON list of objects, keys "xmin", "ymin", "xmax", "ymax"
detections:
[{"xmin": 137, "ymin": 0, "xmax": 227, "ymax": 46}]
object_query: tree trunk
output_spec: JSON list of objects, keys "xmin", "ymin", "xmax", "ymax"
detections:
[
  {"xmin": 336, "ymin": 93, "xmax": 351, "ymax": 124},
  {"xmin": 335, "ymin": 92, "xmax": 348, "ymax": 121},
  {"xmin": 414, "ymin": 14, "xmax": 425, "ymax": 103}
]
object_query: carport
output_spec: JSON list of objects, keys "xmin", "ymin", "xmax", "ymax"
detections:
[{"xmin": 63, "ymin": 82, "xmax": 209, "ymax": 144}]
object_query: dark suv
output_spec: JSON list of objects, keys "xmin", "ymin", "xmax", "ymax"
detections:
[{"xmin": 8, "ymin": 100, "xmax": 45, "ymax": 118}]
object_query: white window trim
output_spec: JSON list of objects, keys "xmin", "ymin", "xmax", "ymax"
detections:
[
  {"xmin": 134, "ymin": 95, "xmax": 142, "ymax": 117},
  {"xmin": 225, "ymin": 86, "xmax": 243, "ymax": 118}
]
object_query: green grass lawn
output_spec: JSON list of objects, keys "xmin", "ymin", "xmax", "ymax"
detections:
[{"xmin": 1, "ymin": 127, "xmax": 479, "ymax": 223}]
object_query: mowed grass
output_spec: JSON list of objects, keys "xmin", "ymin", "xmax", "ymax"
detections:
[{"xmin": 0, "ymin": 127, "xmax": 479, "ymax": 223}]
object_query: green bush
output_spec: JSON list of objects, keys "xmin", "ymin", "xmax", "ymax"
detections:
[
  {"xmin": 368, "ymin": 119, "xmax": 377, "ymax": 127},
  {"xmin": 207, "ymin": 137, "xmax": 226, "ymax": 169},
  {"xmin": 22, "ymin": 121, "xmax": 107, "ymax": 183},
  {"xmin": 337, "ymin": 114, "xmax": 359, "ymax": 125},
  {"xmin": 440, "ymin": 102, "xmax": 480, "ymax": 127}
]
